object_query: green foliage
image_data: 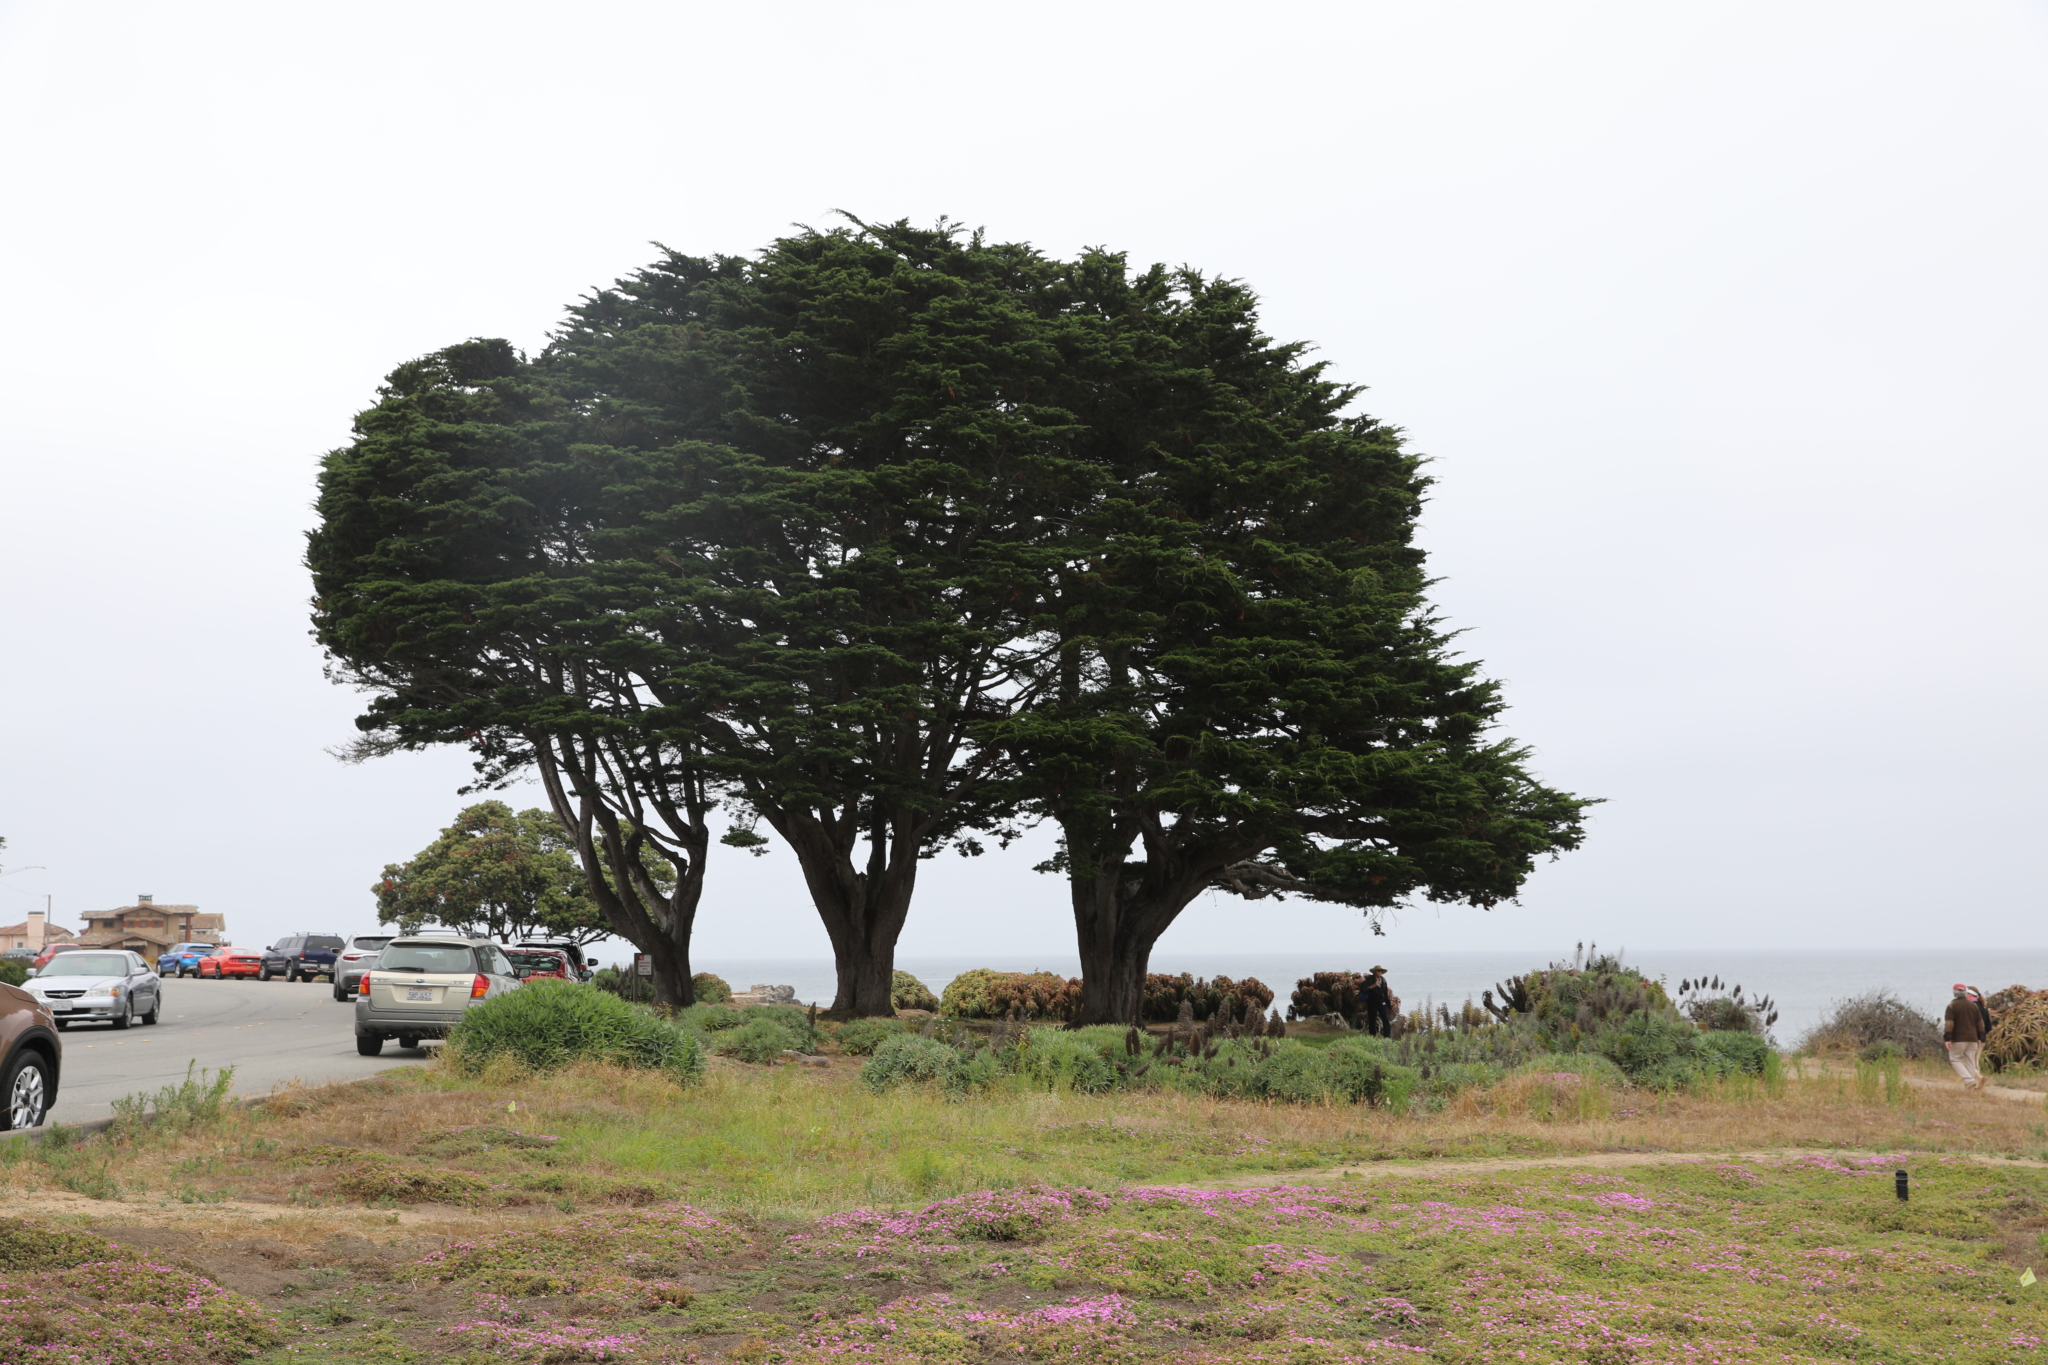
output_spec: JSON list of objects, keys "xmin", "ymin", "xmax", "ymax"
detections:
[
  {"xmin": 860, "ymin": 1034, "xmax": 960, "ymax": 1091},
  {"xmin": 675, "ymin": 1004, "xmax": 744, "ymax": 1033},
  {"xmin": 939, "ymin": 969, "xmax": 1082, "ymax": 1021},
  {"xmin": 716, "ymin": 1015, "xmax": 812, "ymax": 1064},
  {"xmin": 1857, "ymin": 1039, "xmax": 1907, "ymax": 1063},
  {"xmin": 691, "ymin": 972, "xmax": 732, "ymax": 1004},
  {"xmin": 447, "ymin": 980, "xmax": 704, "ymax": 1083},
  {"xmin": 1138, "ymin": 974, "xmax": 1274, "ymax": 1024},
  {"xmin": 0, "ymin": 1217, "xmax": 119, "ymax": 1271},
  {"xmin": 890, "ymin": 970, "xmax": 938, "ymax": 1013},
  {"xmin": 1483, "ymin": 945, "xmax": 1675, "ymax": 1049},
  {"xmin": 1695, "ymin": 1029, "xmax": 1772, "ymax": 1077},
  {"xmin": 375, "ymin": 802, "xmax": 610, "ymax": 944},
  {"xmin": 0, "ymin": 959, "xmax": 26, "ymax": 987},
  {"xmin": 108, "ymin": 1062, "xmax": 235, "ymax": 1140},
  {"xmin": 835, "ymin": 1017, "xmax": 907, "ymax": 1056}
]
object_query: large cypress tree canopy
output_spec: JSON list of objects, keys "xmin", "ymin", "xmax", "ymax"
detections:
[{"xmin": 309, "ymin": 218, "xmax": 1591, "ymax": 1015}]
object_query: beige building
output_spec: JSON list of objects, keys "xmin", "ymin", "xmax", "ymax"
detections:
[
  {"xmin": 0, "ymin": 909, "xmax": 79, "ymax": 953},
  {"xmin": 79, "ymin": 895, "xmax": 224, "ymax": 957}
]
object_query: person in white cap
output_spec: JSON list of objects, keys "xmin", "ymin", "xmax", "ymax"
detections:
[{"xmin": 1942, "ymin": 983, "xmax": 1989, "ymax": 1090}]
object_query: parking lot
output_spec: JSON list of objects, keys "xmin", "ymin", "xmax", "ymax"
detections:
[{"xmin": 40, "ymin": 972, "xmax": 427, "ymax": 1126}]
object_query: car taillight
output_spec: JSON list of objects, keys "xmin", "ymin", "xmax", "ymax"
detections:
[
  {"xmin": 470, "ymin": 973, "xmax": 489, "ymax": 999},
  {"xmin": 359, "ymin": 973, "xmax": 371, "ymax": 995}
]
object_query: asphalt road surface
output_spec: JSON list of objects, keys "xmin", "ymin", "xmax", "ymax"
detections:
[{"xmin": 42, "ymin": 974, "xmax": 429, "ymax": 1127}]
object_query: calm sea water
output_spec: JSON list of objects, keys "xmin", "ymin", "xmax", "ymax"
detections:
[{"xmin": 689, "ymin": 950, "xmax": 2048, "ymax": 1042}]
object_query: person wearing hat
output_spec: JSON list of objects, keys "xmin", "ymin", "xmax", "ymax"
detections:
[
  {"xmin": 1942, "ymin": 982, "xmax": 1990, "ymax": 1090},
  {"xmin": 1362, "ymin": 966, "xmax": 1394, "ymax": 1038}
]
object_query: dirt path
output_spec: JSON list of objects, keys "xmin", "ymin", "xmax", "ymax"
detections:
[{"xmin": 1153, "ymin": 1146, "xmax": 2048, "ymax": 1190}]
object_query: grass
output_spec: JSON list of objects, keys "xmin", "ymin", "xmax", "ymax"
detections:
[{"xmin": 1, "ymin": 1045, "xmax": 2046, "ymax": 1362}]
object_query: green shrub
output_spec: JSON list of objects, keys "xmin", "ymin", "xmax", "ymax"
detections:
[
  {"xmin": 836, "ymin": 1017, "xmax": 907, "ymax": 1055},
  {"xmin": 1857, "ymin": 1039, "xmax": 1907, "ymax": 1064},
  {"xmin": 717, "ymin": 1015, "xmax": 809, "ymax": 1064},
  {"xmin": 1595, "ymin": 1008, "xmax": 1699, "ymax": 1084},
  {"xmin": 939, "ymin": 969, "xmax": 1081, "ymax": 1021},
  {"xmin": 109, "ymin": 1062, "xmax": 234, "ymax": 1139},
  {"xmin": 1483, "ymin": 945, "xmax": 1675, "ymax": 1049},
  {"xmin": 1696, "ymin": 1029, "xmax": 1772, "ymax": 1076},
  {"xmin": 1012, "ymin": 1029, "xmax": 1123, "ymax": 1093},
  {"xmin": 891, "ymin": 971, "xmax": 939, "ymax": 1012},
  {"xmin": 0, "ymin": 959, "xmax": 27, "ymax": 987},
  {"xmin": 447, "ymin": 980, "xmax": 704, "ymax": 1083},
  {"xmin": 679, "ymin": 1003, "xmax": 745, "ymax": 1032},
  {"xmin": 861, "ymin": 1034, "xmax": 959, "ymax": 1090},
  {"xmin": 691, "ymin": 972, "xmax": 732, "ymax": 1004}
]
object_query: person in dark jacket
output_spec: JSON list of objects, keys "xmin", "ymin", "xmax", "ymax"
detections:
[
  {"xmin": 1362, "ymin": 967, "xmax": 1393, "ymax": 1038},
  {"xmin": 1942, "ymin": 983, "xmax": 1990, "ymax": 1089}
]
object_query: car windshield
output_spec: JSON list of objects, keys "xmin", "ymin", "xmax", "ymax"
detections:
[
  {"xmin": 505, "ymin": 950, "xmax": 565, "ymax": 969},
  {"xmin": 378, "ymin": 944, "xmax": 476, "ymax": 973},
  {"xmin": 351, "ymin": 936, "xmax": 395, "ymax": 951},
  {"xmin": 41, "ymin": 953, "xmax": 131, "ymax": 977},
  {"xmin": 306, "ymin": 935, "xmax": 344, "ymax": 951}
]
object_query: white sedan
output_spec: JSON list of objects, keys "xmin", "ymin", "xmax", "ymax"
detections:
[{"xmin": 24, "ymin": 949, "xmax": 163, "ymax": 1030}]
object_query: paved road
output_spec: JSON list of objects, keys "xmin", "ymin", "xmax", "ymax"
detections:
[{"xmin": 43, "ymin": 974, "xmax": 429, "ymax": 1126}]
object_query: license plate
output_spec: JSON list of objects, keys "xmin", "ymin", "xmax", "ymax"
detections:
[{"xmin": 406, "ymin": 987, "xmax": 434, "ymax": 1002}]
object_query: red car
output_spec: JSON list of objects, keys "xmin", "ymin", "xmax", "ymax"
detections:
[
  {"xmin": 504, "ymin": 947, "xmax": 572, "ymax": 981},
  {"xmin": 196, "ymin": 946, "xmax": 264, "ymax": 979},
  {"xmin": 30, "ymin": 943, "xmax": 86, "ymax": 971}
]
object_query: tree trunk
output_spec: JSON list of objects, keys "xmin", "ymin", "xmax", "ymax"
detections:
[
  {"xmin": 773, "ymin": 811, "xmax": 920, "ymax": 1016},
  {"xmin": 534, "ymin": 739, "xmax": 710, "ymax": 1011},
  {"xmin": 1069, "ymin": 869, "xmax": 1198, "ymax": 1025},
  {"xmin": 1063, "ymin": 814, "xmax": 1259, "ymax": 1025}
]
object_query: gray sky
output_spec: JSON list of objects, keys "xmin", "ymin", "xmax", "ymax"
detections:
[{"xmin": 2, "ymin": 1, "xmax": 2043, "ymax": 965}]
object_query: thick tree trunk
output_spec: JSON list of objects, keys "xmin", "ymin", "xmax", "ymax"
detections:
[
  {"xmin": 1063, "ymin": 815, "xmax": 1260, "ymax": 1025},
  {"xmin": 1069, "ymin": 873, "xmax": 1201, "ymax": 1025},
  {"xmin": 775, "ymin": 812, "xmax": 920, "ymax": 1016}
]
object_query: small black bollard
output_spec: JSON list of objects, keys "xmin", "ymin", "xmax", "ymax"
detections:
[{"xmin": 1896, "ymin": 1170, "xmax": 1910, "ymax": 1202}]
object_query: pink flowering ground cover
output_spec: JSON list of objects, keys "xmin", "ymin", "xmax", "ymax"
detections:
[{"xmin": 6, "ymin": 1153, "xmax": 2046, "ymax": 1363}]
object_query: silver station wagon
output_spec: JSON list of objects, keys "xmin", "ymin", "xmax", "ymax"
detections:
[{"xmin": 353, "ymin": 936, "xmax": 520, "ymax": 1055}]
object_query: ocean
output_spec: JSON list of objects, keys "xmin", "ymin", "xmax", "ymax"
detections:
[{"xmin": 690, "ymin": 949, "xmax": 2048, "ymax": 1042}]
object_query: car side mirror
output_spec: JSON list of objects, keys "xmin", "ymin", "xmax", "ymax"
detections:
[{"xmin": 24, "ymin": 968, "xmax": 37, "ymax": 979}]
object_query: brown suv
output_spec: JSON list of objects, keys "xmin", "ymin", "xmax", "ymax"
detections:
[{"xmin": 1, "ymin": 978, "xmax": 61, "ymax": 1129}]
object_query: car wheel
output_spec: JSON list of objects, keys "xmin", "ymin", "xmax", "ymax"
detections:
[
  {"xmin": 2, "ymin": 1049, "xmax": 52, "ymax": 1130},
  {"xmin": 332, "ymin": 983, "xmax": 344, "ymax": 1002},
  {"xmin": 111, "ymin": 999, "xmax": 133, "ymax": 1030},
  {"xmin": 257, "ymin": 965, "xmax": 272, "ymax": 981},
  {"xmin": 143, "ymin": 992, "xmax": 160, "ymax": 1025},
  {"xmin": 356, "ymin": 1033, "xmax": 384, "ymax": 1057}
]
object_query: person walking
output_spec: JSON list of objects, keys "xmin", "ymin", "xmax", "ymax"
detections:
[
  {"xmin": 1943, "ymin": 982, "xmax": 1990, "ymax": 1090},
  {"xmin": 1362, "ymin": 967, "xmax": 1394, "ymax": 1038}
]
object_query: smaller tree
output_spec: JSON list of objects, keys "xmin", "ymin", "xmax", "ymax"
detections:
[{"xmin": 375, "ymin": 803, "xmax": 608, "ymax": 944}]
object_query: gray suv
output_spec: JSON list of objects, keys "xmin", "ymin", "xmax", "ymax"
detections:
[{"xmin": 354, "ymin": 936, "xmax": 520, "ymax": 1055}]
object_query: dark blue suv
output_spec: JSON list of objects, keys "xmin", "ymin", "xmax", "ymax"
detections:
[{"xmin": 259, "ymin": 934, "xmax": 345, "ymax": 983}]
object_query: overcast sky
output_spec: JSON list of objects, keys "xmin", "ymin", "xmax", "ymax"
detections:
[{"xmin": 1, "ymin": 1, "xmax": 2043, "ymax": 966}]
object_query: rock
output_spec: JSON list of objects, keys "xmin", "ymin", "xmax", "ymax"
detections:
[
  {"xmin": 1320, "ymin": 1013, "xmax": 1353, "ymax": 1029},
  {"xmin": 780, "ymin": 1050, "xmax": 830, "ymax": 1067},
  {"xmin": 729, "ymin": 983, "xmax": 799, "ymax": 1007}
]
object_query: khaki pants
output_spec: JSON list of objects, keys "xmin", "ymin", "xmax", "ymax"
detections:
[{"xmin": 1946, "ymin": 1040, "xmax": 1983, "ymax": 1086}]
